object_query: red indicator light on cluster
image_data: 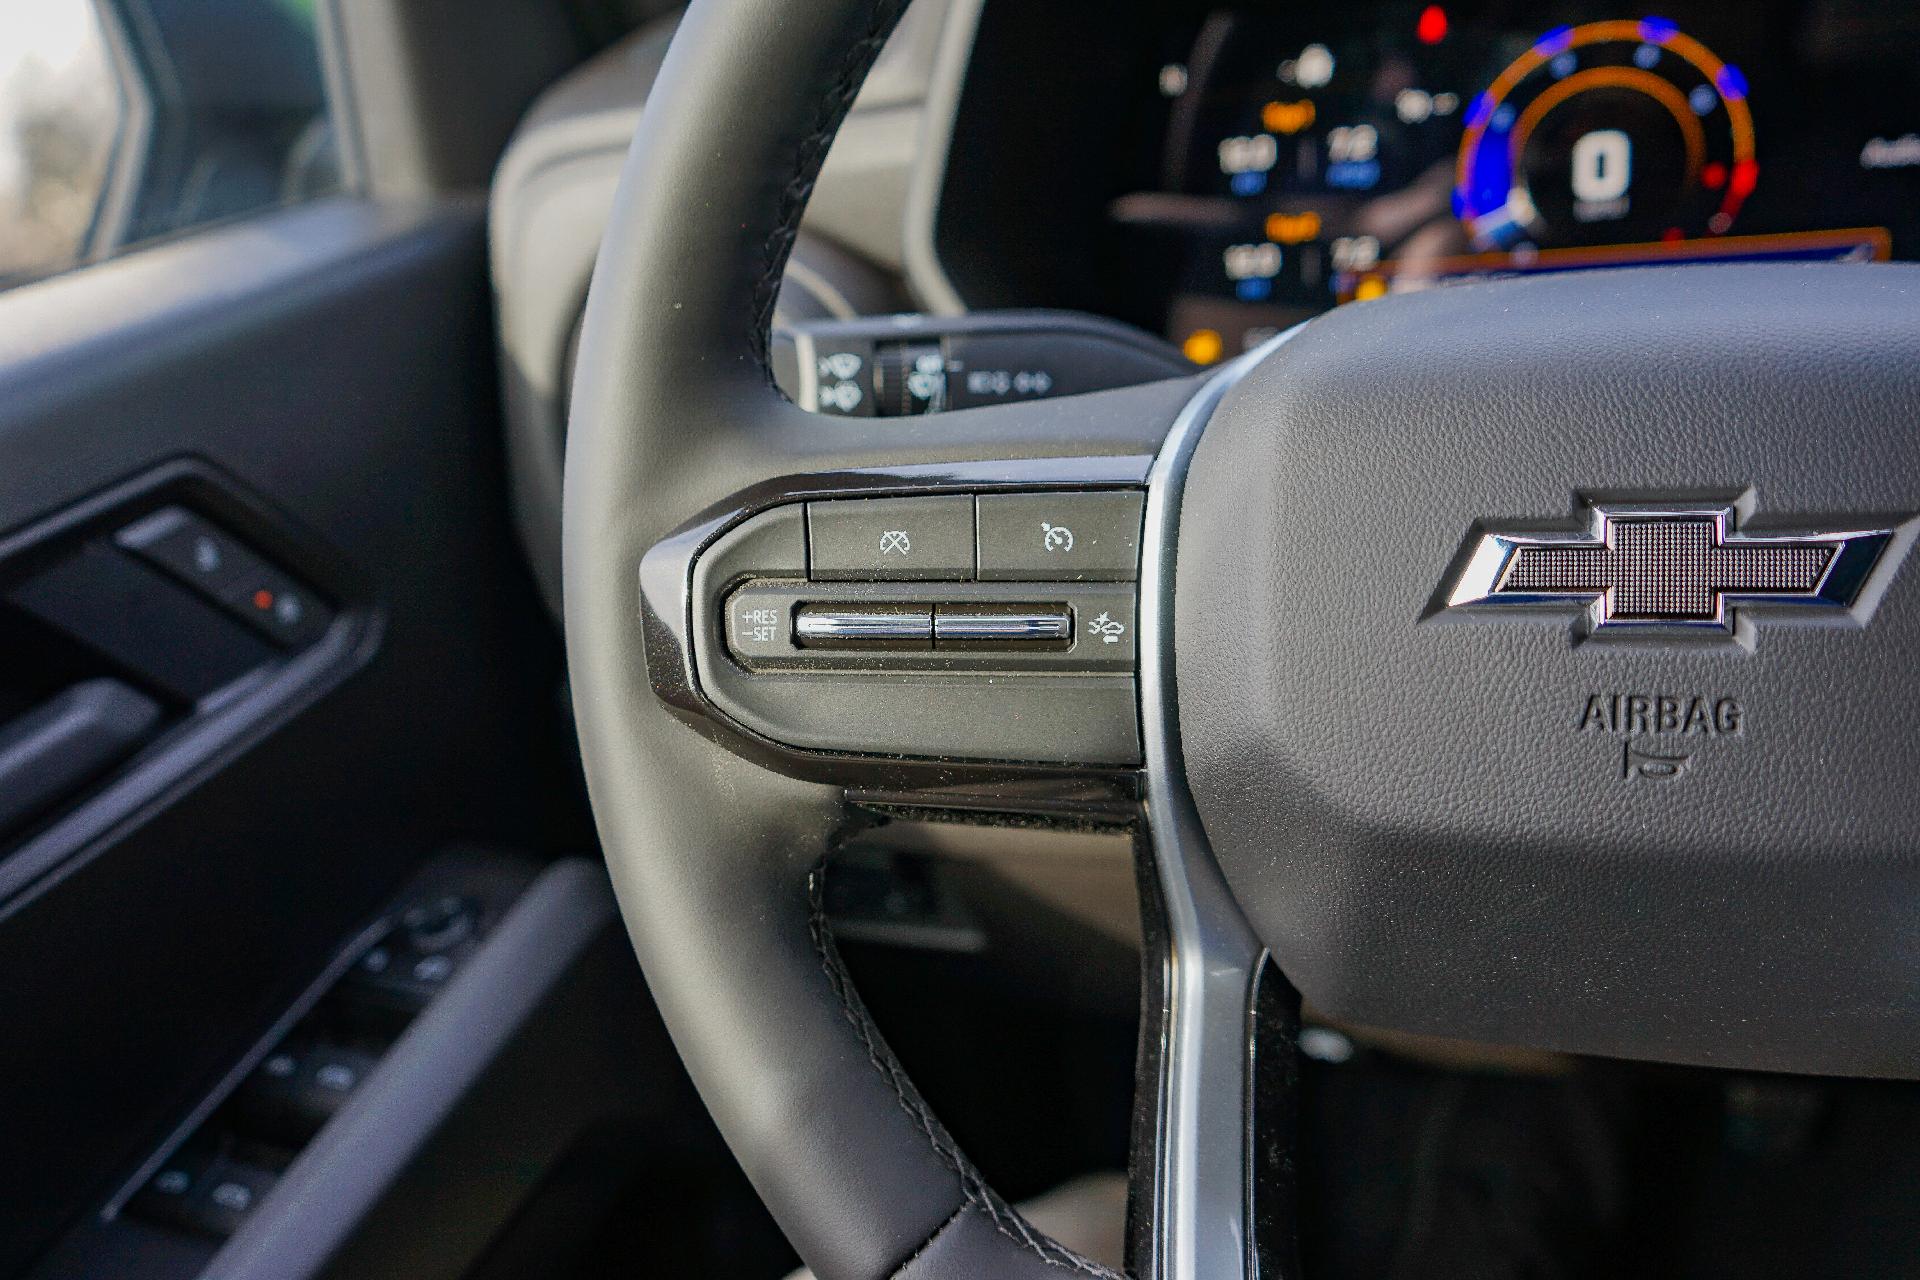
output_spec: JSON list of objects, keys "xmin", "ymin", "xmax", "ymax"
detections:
[
  {"xmin": 1701, "ymin": 161, "xmax": 1728, "ymax": 190},
  {"xmin": 1728, "ymin": 158, "xmax": 1759, "ymax": 199},
  {"xmin": 253, "ymin": 588, "xmax": 274, "ymax": 611},
  {"xmin": 1416, "ymin": 5, "xmax": 1448, "ymax": 45}
]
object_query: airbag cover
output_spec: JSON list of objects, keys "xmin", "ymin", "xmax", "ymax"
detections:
[{"xmin": 1175, "ymin": 264, "xmax": 1920, "ymax": 1076}]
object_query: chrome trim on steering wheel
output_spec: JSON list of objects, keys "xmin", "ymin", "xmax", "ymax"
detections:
[{"xmin": 1139, "ymin": 325, "xmax": 1304, "ymax": 1280}]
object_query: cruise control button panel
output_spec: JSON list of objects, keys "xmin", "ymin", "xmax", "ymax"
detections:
[
  {"xmin": 723, "ymin": 582, "xmax": 1135, "ymax": 671},
  {"xmin": 688, "ymin": 489, "xmax": 1145, "ymax": 765}
]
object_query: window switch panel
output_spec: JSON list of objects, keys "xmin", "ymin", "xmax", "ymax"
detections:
[{"xmin": 116, "ymin": 506, "xmax": 331, "ymax": 649}]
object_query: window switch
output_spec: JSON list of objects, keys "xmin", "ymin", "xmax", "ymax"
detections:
[
  {"xmin": 233, "ymin": 1043, "xmax": 307, "ymax": 1136},
  {"xmin": 399, "ymin": 894, "xmax": 479, "ymax": 953},
  {"xmin": 180, "ymin": 1156, "xmax": 277, "ymax": 1238},
  {"xmin": 116, "ymin": 506, "xmax": 332, "ymax": 649},
  {"xmin": 127, "ymin": 1147, "xmax": 213, "ymax": 1230},
  {"xmin": 211, "ymin": 564, "xmax": 328, "ymax": 649},
  {"xmin": 115, "ymin": 507, "xmax": 254, "ymax": 598},
  {"xmin": 289, "ymin": 1044, "xmax": 378, "ymax": 1131}
]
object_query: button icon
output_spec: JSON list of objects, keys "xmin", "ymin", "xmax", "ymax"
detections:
[
  {"xmin": 738, "ymin": 603, "xmax": 780, "ymax": 644},
  {"xmin": 209, "ymin": 1182, "xmax": 254, "ymax": 1213},
  {"xmin": 818, "ymin": 351, "xmax": 864, "ymax": 381},
  {"xmin": 975, "ymin": 491, "xmax": 1142, "ymax": 582},
  {"xmin": 1088, "ymin": 612, "xmax": 1126, "ymax": 644},
  {"xmin": 314, "ymin": 1063, "xmax": 359, "ymax": 1092},
  {"xmin": 905, "ymin": 353, "xmax": 946, "ymax": 405},
  {"xmin": 808, "ymin": 495, "xmax": 973, "ymax": 580},
  {"xmin": 819, "ymin": 380, "xmax": 864, "ymax": 412},
  {"xmin": 412, "ymin": 954, "xmax": 454, "ymax": 983}
]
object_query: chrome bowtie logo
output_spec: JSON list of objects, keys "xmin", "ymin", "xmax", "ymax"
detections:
[{"xmin": 1433, "ymin": 496, "xmax": 1916, "ymax": 643}]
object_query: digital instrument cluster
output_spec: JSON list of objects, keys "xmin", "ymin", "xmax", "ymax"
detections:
[{"xmin": 1107, "ymin": 2, "xmax": 1920, "ymax": 361}]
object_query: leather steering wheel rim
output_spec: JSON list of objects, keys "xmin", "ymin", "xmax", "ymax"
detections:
[{"xmin": 563, "ymin": 2, "xmax": 1173, "ymax": 1275}]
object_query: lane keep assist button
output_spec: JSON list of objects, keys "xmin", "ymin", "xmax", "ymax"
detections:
[{"xmin": 808, "ymin": 495, "xmax": 975, "ymax": 580}]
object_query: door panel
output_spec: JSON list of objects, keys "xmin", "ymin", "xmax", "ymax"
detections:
[{"xmin": 0, "ymin": 197, "xmax": 563, "ymax": 1272}]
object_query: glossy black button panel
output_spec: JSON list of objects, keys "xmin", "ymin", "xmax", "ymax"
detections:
[
  {"xmin": 805, "ymin": 490, "xmax": 1145, "ymax": 583},
  {"xmin": 690, "ymin": 502, "xmax": 1142, "ymax": 763},
  {"xmin": 116, "ymin": 506, "xmax": 331, "ymax": 648},
  {"xmin": 691, "ymin": 490, "xmax": 1146, "ymax": 765},
  {"xmin": 115, "ymin": 856, "xmax": 527, "ymax": 1253},
  {"xmin": 130, "ymin": 1149, "xmax": 278, "ymax": 1239},
  {"xmin": 722, "ymin": 583, "xmax": 1135, "ymax": 672}
]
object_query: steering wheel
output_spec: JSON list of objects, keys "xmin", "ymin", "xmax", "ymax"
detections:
[{"xmin": 562, "ymin": 1, "xmax": 1920, "ymax": 1276}]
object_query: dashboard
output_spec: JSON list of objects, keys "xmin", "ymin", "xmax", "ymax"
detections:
[{"xmin": 935, "ymin": 0, "xmax": 1920, "ymax": 362}]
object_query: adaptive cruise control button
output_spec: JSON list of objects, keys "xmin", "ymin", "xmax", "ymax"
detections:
[
  {"xmin": 807, "ymin": 496, "xmax": 974, "ymax": 580},
  {"xmin": 976, "ymin": 491, "xmax": 1144, "ymax": 581}
]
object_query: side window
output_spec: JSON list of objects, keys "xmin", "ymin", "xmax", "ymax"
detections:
[
  {"xmin": 0, "ymin": 5, "xmax": 119, "ymax": 288},
  {"xmin": 0, "ymin": 0, "xmax": 337, "ymax": 293}
]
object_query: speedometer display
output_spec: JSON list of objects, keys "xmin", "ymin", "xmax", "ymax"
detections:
[
  {"xmin": 1102, "ymin": 2, "xmax": 1920, "ymax": 361},
  {"xmin": 1455, "ymin": 20, "xmax": 1757, "ymax": 248}
]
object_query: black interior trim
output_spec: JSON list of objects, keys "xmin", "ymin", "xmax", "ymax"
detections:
[{"xmin": 0, "ymin": 195, "xmax": 565, "ymax": 1275}]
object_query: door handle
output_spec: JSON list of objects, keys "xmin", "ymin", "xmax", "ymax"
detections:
[{"xmin": 0, "ymin": 679, "xmax": 161, "ymax": 838}]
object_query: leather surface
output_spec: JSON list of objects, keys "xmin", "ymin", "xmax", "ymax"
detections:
[
  {"xmin": 561, "ymin": 0, "xmax": 1174, "ymax": 1275},
  {"xmin": 787, "ymin": 1174, "xmax": 1132, "ymax": 1280},
  {"xmin": 892, "ymin": 1205, "xmax": 1114, "ymax": 1280},
  {"xmin": 489, "ymin": 9, "xmax": 920, "ymax": 616},
  {"xmin": 1177, "ymin": 263, "xmax": 1920, "ymax": 1078},
  {"xmin": 491, "ymin": 13, "xmax": 682, "ymax": 618}
]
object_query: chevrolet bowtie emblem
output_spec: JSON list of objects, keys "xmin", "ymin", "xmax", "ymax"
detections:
[{"xmin": 1432, "ymin": 496, "xmax": 1917, "ymax": 643}]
